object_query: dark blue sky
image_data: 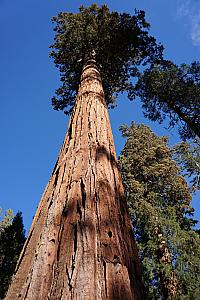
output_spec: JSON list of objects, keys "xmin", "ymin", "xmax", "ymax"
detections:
[{"xmin": 0, "ymin": 0, "xmax": 199, "ymax": 232}]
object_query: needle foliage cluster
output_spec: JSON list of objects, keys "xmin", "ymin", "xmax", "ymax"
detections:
[
  {"xmin": 172, "ymin": 138, "xmax": 200, "ymax": 192},
  {"xmin": 135, "ymin": 61, "xmax": 200, "ymax": 140}
]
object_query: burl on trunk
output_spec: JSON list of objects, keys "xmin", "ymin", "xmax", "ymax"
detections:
[{"xmin": 6, "ymin": 59, "xmax": 144, "ymax": 300}]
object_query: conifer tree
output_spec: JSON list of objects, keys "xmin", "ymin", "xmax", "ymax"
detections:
[
  {"xmin": 0, "ymin": 212, "xmax": 26, "ymax": 299},
  {"xmin": 135, "ymin": 60, "xmax": 200, "ymax": 140},
  {"xmin": 119, "ymin": 123, "xmax": 200, "ymax": 299},
  {"xmin": 6, "ymin": 5, "xmax": 162, "ymax": 299}
]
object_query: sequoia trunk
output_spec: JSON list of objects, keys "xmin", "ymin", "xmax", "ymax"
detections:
[
  {"xmin": 155, "ymin": 226, "xmax": 178, "ymax": 298},
  {"xmin": 6, "ymin": 59, "xmax": 144, "ymax": 299}
]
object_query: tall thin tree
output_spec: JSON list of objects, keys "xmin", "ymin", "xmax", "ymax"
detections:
[{"xmin": 6, "ymin": 5, "xmax": 162, "ymax": 299}]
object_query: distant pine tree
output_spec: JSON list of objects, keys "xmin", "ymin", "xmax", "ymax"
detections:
[
  {"xmin": 0, "ymin": 212, "xmax": 26, "ymax": 299},
  {"xmin": 119, "ymin": 122, "xmax": 200, "ymax": 299}
]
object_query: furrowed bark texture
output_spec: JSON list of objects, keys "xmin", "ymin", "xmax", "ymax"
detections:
[
  {"xmin": 157, "ymin": 234, "xmax": 178, "ymax": 299},
  {"xmin": 6, "ymin": 60, "xmax": 144, "ymax": 300},
  {"xmin": 154, "ymin": 222, "xmax": 178, "ymax": 298}
]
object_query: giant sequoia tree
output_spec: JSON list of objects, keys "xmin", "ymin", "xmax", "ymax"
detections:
[
  {"xmin": 6, "ymin": 5, "xmax": 162, "ymax": 299},
  {"xmin": 119, "ymin": 123, "xmax": 200, "ymax": 299}
]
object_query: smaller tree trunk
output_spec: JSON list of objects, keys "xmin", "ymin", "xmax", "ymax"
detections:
[{"xmin": 155, "ymin": 226, "xmax": 178, "ymax": 299}]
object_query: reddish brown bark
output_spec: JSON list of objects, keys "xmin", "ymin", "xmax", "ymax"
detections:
[
  {"xmin": 6, "ymin": 59, "xmax": 144, "ymax": 299},
  {"xmin": 155, "ymin": 227, "xmax": 178, "ymax": 299}
]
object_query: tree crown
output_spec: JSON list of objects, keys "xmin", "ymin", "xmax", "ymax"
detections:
[{"xmin": 50, "ymin": 4, "xmax": 163, "ymax": 114}]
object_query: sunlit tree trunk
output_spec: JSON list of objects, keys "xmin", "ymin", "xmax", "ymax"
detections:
[{"xmin": 6, "ymin": 59, "xmax": 144, "ymax": 300}]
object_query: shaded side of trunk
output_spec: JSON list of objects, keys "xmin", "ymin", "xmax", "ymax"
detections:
[{"xmin": 6, "ymin": 59, "xmax": 144, "ymax": 300}]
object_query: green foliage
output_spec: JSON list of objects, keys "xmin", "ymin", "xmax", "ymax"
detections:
[
  {"xmin": 172, "ymin": 138, "xmax": 200, "ymax": 192},
  {"xmin": 119, "ymin": 123, "xmax": 200, "ymax": 299},
  {"xmin": 50, "ymin": 4, "xmax": 163, "ymax": 114},
  {"xmin": 0, "ymin": 208, "xmax": 14, "ymax": 234},
  {"xmin": 135, "ymin": 60, "xmax": 200, "ymax": 140},
  {"xmin": 0, "ymin": 212, "xmax": 26, "ymax": 299}
]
